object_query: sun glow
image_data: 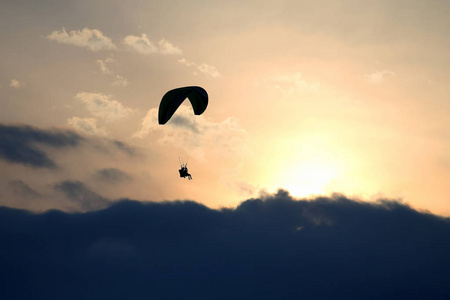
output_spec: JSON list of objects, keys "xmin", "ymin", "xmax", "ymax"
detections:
[
  {"xmin": 280, "ymin": 158, "xmax": 340, "ymax": 198},
  {"xmin": 265, "ymin": 135, "xmax": 344, "ymax": 199}
]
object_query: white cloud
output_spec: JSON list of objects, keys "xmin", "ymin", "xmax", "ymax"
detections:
[
  {"xmin": 123, "ymin": 34, "xmax": 182, "ymax": 55},
  {"xmin": 47, "ymin": 28, "xmax": 116, "ymax": 51},
  {"xmin": 365, "ymin": 70, "xmax": 395, "ymax": 84},
  {"xmin": 133, "ymin": 105, "xmax": 247, "ymax": 159},
  {"xmin": 158, "ymin": 39, "xmax": 182, "ymax": 55},
  {"xmin": 123, "ymin": 34, "xmax": 157, "ymax": 54},
  {"xmin": 197, "ymin": 63, "xmax": 221, "ymax": 78},
  {"xmin": 178, "ymin": 58, "xmax": 196, "ymax": 67},
  {"xmin": 132, "ymin": 108, "xmax": 158, "ymax": 139},
  {"xmin": 112, "ymin": 75, "xmax": 129, "ymax": 87},
  {"xmin": 178, "ymin": 58, "xmax": 221, "ymax": 78},
  {"xmin": 75, "ymin": 92, "xmax": 132, "ymax": 122},
  {"xmin": 96, "ymin": 57, "xmax": 116, "ymax": 74},
  {"xmin": 96, "ymin": 57, "xmax": 128, "ymax": 86},
  {"xmin": 10, "ymin": 79, "xmax": 24, "ymax": 89},
  {"xmin": 67, "ymin": 117, "xmax": 108, "ymax": 136}
]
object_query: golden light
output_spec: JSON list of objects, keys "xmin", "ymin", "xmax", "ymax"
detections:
[
  {"xmin": 279, "ymin": 156, "xmax": 341, "ymax": 198},
  {"xmin": 264, "ymin": 134, "xmax": 344, "ymax": 199}
]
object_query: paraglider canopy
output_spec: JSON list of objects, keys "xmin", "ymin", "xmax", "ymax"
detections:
[{"xmin": 158, "ymin": 86, "xmax": 208, "ymax": 125}]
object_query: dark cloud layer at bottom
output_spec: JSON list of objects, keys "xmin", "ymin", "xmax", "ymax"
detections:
[{"xmin": 1, "ymin": 190, "xmax": 449, "ymax": 299}]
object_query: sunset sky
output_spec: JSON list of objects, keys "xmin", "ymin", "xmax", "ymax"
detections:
[
  {"xmin": 2, "ymin": 0, "xmax": 450, "ymax": 216},
  {"xmin": 3, "ymin": 1, "xmax": 450, "ymax": 298}
]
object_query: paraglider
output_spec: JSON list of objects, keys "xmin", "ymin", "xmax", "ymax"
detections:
[
  {"xmin": 179, "ymin": 161, "xmax": 192, "ymax": 180},
  {"xmin": 158, "ymin": 86, "xmax": 208, "ymax": 180},
  {"xmin": 158, "ymin": 86, "xmax": 208, "ymax": 125}
]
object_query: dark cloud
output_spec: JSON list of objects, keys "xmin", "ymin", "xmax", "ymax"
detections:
[
  {"xmin": 0, "ymin": 123, "xmax": 82, "ymax": 168},
  {"xmin": 1, "ymin": 190, "xmax": 449, "ymax": 299},
  {"xmin": 54, "ymin": 180, "xmax": 110, "ymax": 210},
  {"xmin": 0, "ymin": 123, "xmax": 138, "ymax": 171},
  {"xmin": 8, "ymin": 180, "xmax": 42, "ymax": 199},
  {"xmin": 111, "ymin": 140, "xmax": 136, "ymax": 156},
  {"xmin": 93, "ymin": 168, "xmax": 132, "ymax": 184}
]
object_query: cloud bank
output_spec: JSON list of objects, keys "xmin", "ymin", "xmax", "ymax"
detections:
[{"xmin": 1, "ymin": 190, "xmax": 449, "ymax": 299}]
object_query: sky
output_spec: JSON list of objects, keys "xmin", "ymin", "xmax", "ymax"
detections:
[
  {"xmin": 3, "ymin": 0, "xmax": 450, "ymax": 215},
  {"xmin": 2, "ymin": 0, "xmax": 450, "ymax": 298},
  {"xmin": 2, "ymin": 0, "xmax": 450, "ymax": 215}
]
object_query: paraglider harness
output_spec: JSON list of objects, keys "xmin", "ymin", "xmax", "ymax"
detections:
[{"xmin": 178, "ymin": 158, "xmax": 192, "ymax": 180}]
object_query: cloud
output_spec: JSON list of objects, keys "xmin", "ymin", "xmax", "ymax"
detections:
[
  {"xmin": 54, "ymin": 180, "xmax": 110, "ymax": 211},
  {"xmin": 365, "ymin": 70, "xmax": 395, "ymax": 84},
  {"xmin": 0, "ymin": 124, "xmax": 83, "ymax": 168},
  {"xmin": 132, "ymin": 108, "xmax": 159, "ymax": 139},
  {"xmin": 257, "ymin": 72, "xmax": 320, "ymax": 95},
  {"xmin": 96, "ymin": 57, "xmax": 128, "ymax": 86},
  {"xmin": 112, "ymin": 75, "xmax": 129, "ymax": 87},
  {"xmin": 67, "ymin": 117, "xmax": 108, "ymax": 136},
  {"xmin": 123, "ymin": 34, "xmax": 182, "ymax": 55},
  {"xmin": 0, "ymin": 123, "xmax": 136, "ymax": 173},
  {"xmin": 10, "ymin": 79, "xmax": 24, "ymax": 89},
  {"xmin": 87, "ymin": 237, "xmax": 139, "ymax": 261},
  {"xmin": 8, "ymin": 180, "xmax": 42, "ymax": 199},
  {"xmin": 232, "ymin": 180, "xmax": 258, "ymax": 197},
  {"xmin": 93, "ymin": 168, "xmax": 132, "ymax": 184},
  {"xmin": 0, "ymin": 191, "xmax": 449, "ymax": 299},
  {"xmin": 96, "ymin": 57, "xmax": 116, "ymax": 74},
  {"xmin": 133, "ymin": 105, "xmax": 247, "ymax": 158},
  {"xmin": 158, "ymin": 39, "xmax": 183, "ymax": 55},
  {"xmin": 178, "ymin": 58, "xmax": 196, "ymax": 67},
  {"xmin": 47, "ymin": 27, "xmax": 116, "ymax": 51},
  {"xmin": 75, "ymin": 92, "xmax": 132, "ymax": 122},
  {"xmin": 178, "ymin": 58, "xmax": 220, "ymax": 78},
  {"xmin": 110, "ymin": 140, "xmax": 136, "ymax": 157},
  {"xmin": 123, "ymin": 34, "xmax": 157, "ymax": 54}
]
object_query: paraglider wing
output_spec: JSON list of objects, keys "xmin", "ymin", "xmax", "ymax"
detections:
[{"xmin": 158, "ymin": 86, "xmax": 208, "ymax": 125}]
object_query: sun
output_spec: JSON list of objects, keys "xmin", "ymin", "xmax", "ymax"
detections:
[{"xmin": 280, "ymin": 158, "xmax": 340, "ymax": 198}]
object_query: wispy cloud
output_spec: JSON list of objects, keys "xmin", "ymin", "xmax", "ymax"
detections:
[
  {"xmin": 158, "ymin": 39, "xmax": 183, "ymax": 55},
  {"xmin": 123, "ymin": 34, "xmax": 182, "ymax": 55},
  {"xmin": 67, "ymin": 117, "xmax": 108, "ymax": 136},
  {"xmin": 365, "ymin": 70, "xmax": 395, "ymax": 84},
  {"xmin": 96, "ymin": 57, "xmax": 116, "ymax": 74},
  {"xmin": 47, "ymin": 27, "xmax": 116, "ymax": 51},
  {"xmin": 96, "ymin": 57, "xmax": 129, "ymax": 87},
  {"xmin": 93, "ymin": 168, "xmax": 132, "ymax": 184},
  {"xmin": 112, "ymin": 75, "xmax": 129, "ymax": 87},
  {"xmin": 257, "ymin": 72, "xmax": 320, "ymax": 95},
  {"xmin": 10, "ymin": 79, "xmax": 24, "ymax": 89},
  {"xmin": 9, "ymin": 180, "xmax": 42, "ymax": 200},
  {"xmin": 75, "ymin": 92, "xmax": 132, "ymax": 122},
  {"xmin": 54, "ymin": 180, "xmax": 110, "ymax": 211},
  {"xmin": 133, "ymin": 105, "xmax": 247, "ymax": 159},
  {"xmin": 179, "ymin": 58, "xmax": 220, "ymax": 78}
]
